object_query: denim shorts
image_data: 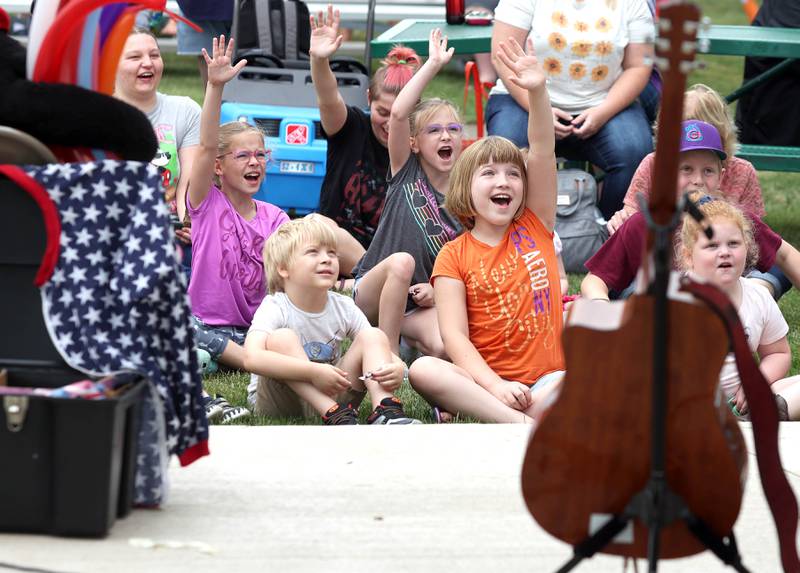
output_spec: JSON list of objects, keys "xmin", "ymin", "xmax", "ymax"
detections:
[
  {"xmin": 747, "ymin": 265, "xmax": 792, "ymax": 301},
  {"xmin": 530, "ymin": 370, "xmax": 565, "ymax": 391},
  {"xmin": 351, "ymin": 275, "xmax": 362, "ymax": 301},
  {"xmin": 190, "ymin": 315, "xmax": 247, "ymax": 359}
]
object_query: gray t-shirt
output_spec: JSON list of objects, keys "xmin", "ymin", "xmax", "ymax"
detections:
[
  {"xmin": 352, "ymin": 153, "xmax": 462, "ymax": 310},
  {"xmin": 147, "ymin": 92, "xmax": 201, "ymax": 203},
  {"xmin": 246, "ymin": 291, "xmax": 371, "ymax": 401}
]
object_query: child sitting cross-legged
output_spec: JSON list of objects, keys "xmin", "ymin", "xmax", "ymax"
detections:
[
  {"xmin": 678, "ymin": 193, "xmax": 800, "ymax": 421},
  {"xmin": 408, "ymin": 38, "xmax": 564, "ymax": 424},
  {"xmin": 243, "ymin": 215, "xmax": 420, "ymax": 425}
]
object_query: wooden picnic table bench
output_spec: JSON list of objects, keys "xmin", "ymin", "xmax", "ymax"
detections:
[{"xmin": 372, "ymin": 20, "xmax": 800, "ymax": 172}]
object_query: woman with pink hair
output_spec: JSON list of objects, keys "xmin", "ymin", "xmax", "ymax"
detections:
[{"xmin": 310, "ymin": 5, "xmax": 421, "ymax": 249}]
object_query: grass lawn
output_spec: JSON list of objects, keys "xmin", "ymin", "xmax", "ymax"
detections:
[{"xmin": 158, "ymin": 0, "xmax": 800, "ymax": 424}]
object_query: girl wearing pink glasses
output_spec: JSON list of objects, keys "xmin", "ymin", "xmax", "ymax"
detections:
[
  {"xmin": 351, "ymin": 28, "xmax": 464, "ymax": 359},
  {"xmin": 185, "ymin": 35, "xmax": 290, "ymax": 383}
]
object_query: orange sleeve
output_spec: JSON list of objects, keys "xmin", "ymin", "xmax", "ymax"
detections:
[{"xmin": 431, "ymin": 238, "xmax": 466, "ymax": 286}]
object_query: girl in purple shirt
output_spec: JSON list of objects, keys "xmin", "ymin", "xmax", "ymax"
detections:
[{"xmin": 185, "ymin": 37, "xmax": 289, "ymax": 385}]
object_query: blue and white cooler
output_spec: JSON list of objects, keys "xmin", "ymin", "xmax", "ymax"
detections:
[{"xmin": 221, "ymin": 65, "xmax": 369, "ymax": 216}]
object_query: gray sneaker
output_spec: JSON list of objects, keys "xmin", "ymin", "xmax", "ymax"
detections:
[
  {"xmin": 367, "ymin": 397, "xmax": 422, "ymax": 425},
  {"xmin": 776, "ymin": 394, "xmax": 790, "ymax": 421}
]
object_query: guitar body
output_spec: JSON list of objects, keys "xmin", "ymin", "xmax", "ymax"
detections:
[{"xmin": 522, "ymin": 293, "xmax": 747, "ymax": 558}]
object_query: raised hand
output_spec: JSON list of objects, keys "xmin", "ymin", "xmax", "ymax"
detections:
[
  {"xmin": 497, "ymin": 37, "xmax": 545, "ymax": 92},
  {"xmin": 310, "ymin": 4, "xmax": 343, "ymax": 59},
  {"xmin": 202, "ymin": 35, "xmax": 247, "ymax": 87},
  {"xmin": 427, "ymin": 27, "xmax": 455, "ymax": 69}
]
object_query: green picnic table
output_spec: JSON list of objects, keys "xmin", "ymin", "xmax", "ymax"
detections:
[
  {"xmin": 371, "ymin": 20, "xmax": 800, "ymax": 172},
  {"xmin": 370, "ymin": 20, "xmax": 800, "ymax": 59}
]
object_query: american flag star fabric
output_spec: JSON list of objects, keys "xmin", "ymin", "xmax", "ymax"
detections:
[{"xmin": 23, "ymin": 160, "xmax": 209, "ymax": 506}]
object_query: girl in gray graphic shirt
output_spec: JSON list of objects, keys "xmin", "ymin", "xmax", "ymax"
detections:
[{"xmin": 352, "ymin": 28, "xmax": 464, "ymax": 359}]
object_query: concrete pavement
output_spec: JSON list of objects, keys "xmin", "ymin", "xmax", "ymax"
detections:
[{"xmin": 2, "ymin": 423, "xmax": 799, "ymax": 572}]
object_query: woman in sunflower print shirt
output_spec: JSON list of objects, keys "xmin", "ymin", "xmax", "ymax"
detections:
[{"xmin": 486, "ymin": 0, "xmax": 655, "ymax": 220}]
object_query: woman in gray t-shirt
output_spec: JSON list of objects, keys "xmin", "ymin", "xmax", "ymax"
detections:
[{"xmin": 114, "ymin": 27, "xmax": 201, "ymax": 229}]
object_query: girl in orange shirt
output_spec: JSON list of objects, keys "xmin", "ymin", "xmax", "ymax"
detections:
[{"xmin": 409, "ymin": 39, "xmax": 564, "ymax": 423}]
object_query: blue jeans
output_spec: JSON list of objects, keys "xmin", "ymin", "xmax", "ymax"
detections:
[
  {"xmin": 748, "ymin": 265, "xmax": 792, "ymax": 301},
  {"xmin": 486, "ymin": 94, "xmax": 654, "ymax": 220},
  {"xmin": 639, "ymin": 79, "xmax": 661, "ymax": 125}
]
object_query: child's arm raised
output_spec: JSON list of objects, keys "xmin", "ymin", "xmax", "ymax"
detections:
[
  {"xmin": 186, "ymin": 36, "xmax": 247, "ymax": 210},
  {"xmin": 435, "ymin": 277, "xmax": 533, "ymax": 411},
  {"xmin": 498, "ymin": 38, "xmax": 557, "ymax": 231},
  {"xmin": 387, "ymin": 28, "xmax": 453, "ymax": 176},
  {"xmin": 309, "ymin": 5, "xmax": 348, "ymax": 136}
]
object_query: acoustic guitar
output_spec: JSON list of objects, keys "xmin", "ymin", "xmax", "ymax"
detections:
[{"xmin": 520, "ymin": 2, "xmax": 747, "ymax": 559}]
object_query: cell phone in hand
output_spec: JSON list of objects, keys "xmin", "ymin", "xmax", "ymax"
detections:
[{"xmin": 557, "ymin": 115, "xmax": 580, "ymax": 127}]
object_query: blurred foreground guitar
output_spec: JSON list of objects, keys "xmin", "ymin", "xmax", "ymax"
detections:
[
  {"xmin": 521, "ymin": 1, "xmax": 744, "ymax": 561},
  {"xmin": 521, "ymin": 3, "xmax": 800, "ymax": 570}
]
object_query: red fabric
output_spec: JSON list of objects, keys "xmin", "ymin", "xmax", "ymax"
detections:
[
  {"xmin": 0, "ymin": 7, "xmax": 9, "ymax": 33},
  {"xmin": 585, "ymin": 210, "xmax": 782, "ymax": 293},
  {"xmin": 683, "ymin": 278, "xmax": 800, "ymax": 573},
  {"xmin": 0, "ymin": 165, "xmax": 61, "ymax": 286},
  {"xmin": 462, "ymin": 61, "xmax": 485, "ymax": 148},
  {"xmin": 178, "ymin": 439, "xmax": 210, "ymax": 466}
]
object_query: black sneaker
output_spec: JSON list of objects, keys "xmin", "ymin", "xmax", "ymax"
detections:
[
  {"xmin": 323, "ymin": 403, "xmax": 359, "ymax": 425},
  {"xmin": 202, "ymin": 394, "xmax": 224, "ymax": 422},
  {"xmin": 203, "ymin": 394, "xmax": 251, "ymax": 424},
  {"xmin": 367, "ymin": 397, "xmax": 422, "ymax": 425}
]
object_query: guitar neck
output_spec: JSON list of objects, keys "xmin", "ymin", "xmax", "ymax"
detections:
[{"xmin": 649, "ymin": 3, "xmax": 701, "ymax": 227}]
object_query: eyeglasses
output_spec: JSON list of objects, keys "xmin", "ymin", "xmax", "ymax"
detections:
[
  {"xmin": 217, "ymin": 149, "xmax": 271, "ymax": 163},
  {"xmin": 423, "ymin": 123, "xmax": 463, "ymax": 136}
]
